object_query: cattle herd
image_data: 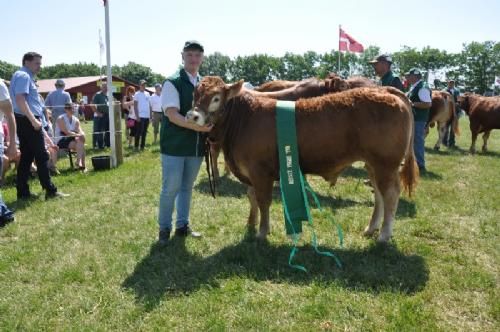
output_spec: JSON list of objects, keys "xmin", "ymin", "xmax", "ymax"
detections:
[{"xmin": 186, "ymin": 74, "xmax": 500, "ymax": 243}]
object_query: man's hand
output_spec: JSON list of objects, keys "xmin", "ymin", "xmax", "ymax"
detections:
[
  {"xmin": 194, "ymin": 124, "xmax": 213, "ymax": 133},
  {"xmin": 31, "ymin": 118, "xmax": 42, "ymax": 131},
  {"xmin": 6, "ymin": 144, "xmax": 17, "ymax": 160}
]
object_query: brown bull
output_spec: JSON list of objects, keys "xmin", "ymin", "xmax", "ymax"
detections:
[
  {"xmin": 458, "ymin": 93, "xmax": 500, "ymax": 153},
  {"xmin": 190, "ymin": 77, "xmax": 418, "ymax": 243},
  {"xmin": 426, "ymin": 90, "xmax": 460, "ymax": 150},
  {"xmin": 210, "ymin": 74, "xmax": 376, "ymax": 177}
]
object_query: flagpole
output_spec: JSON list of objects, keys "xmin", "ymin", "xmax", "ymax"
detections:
[
  {"xmin": 104, "ymin": 0, "xmax": 117, "ymax": 167},
  {"xmin": 338, "ymin": 25, "xmax": 341, "ymax": 73}
]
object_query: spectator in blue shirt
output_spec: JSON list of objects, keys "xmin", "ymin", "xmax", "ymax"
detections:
[
  {"xmin": 9, "ymin": 52, "xmax": 68, "ymax": 200},
  {"xmin": 45, "ymin": 79, "xmax": 72, "ymax": 128}
]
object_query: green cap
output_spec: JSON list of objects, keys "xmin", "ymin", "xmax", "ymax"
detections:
[{"xmin": 405, "ymin": 68, "xmax": 422, "ymax": 76}]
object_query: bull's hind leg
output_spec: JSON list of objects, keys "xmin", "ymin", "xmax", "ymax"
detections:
[
  {"xmin": 364, "ymin": 165, "xmax": 384, "ymax": 237},
  {"xmin": 435, "ymin": 122, "xmax": 446, "ymax": 150},
  {"xmin": 375, "ymin": 168, "xmax": 401, "ymax": 243},
  {"xmin": 247, "ymin": 186, "xmax": 258, "ymax": 229},
  {"xmin": 482, "ymin": 130, "xmax": 491, "ymax": 152}
]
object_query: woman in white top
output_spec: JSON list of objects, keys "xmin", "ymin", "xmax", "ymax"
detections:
[
  {"xmin": 55, "ymin": 103, "xmax": 86, "ymax": 171},
  {"xmin": 121, "ymin": 86, "xmax": 136, "ymax": 148}
]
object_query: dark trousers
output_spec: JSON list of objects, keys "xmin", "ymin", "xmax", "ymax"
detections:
[
  {"xmin": 15, "ymin": 115, "xmax": 57, "ymax": 197},
  {"xmin": 93, "ymin": 114, "xmax": 110, "ymax": 149},
  {"xmin": 444, "ymin": 120, "xmax": 455, "ymax": 147},
  {"xmin": 134, "ymin": 118, "xmax": 149, "ymax": 149}
]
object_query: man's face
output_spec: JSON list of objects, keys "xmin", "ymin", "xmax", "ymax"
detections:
[
  {"xmin": 26, "ymin": 57, "xmax": 42, "ymax": 75},
  {"xmin": 140, "ymin": 83, "xmax": 146, "ymax": 91},
  {"xmin": 372, "ymin": 61, "xmax": 389, "ymax": 76},
  {"xmin": 155, "ymin": 86, "xmax": 162, "ymax": 95},
  {"xmin": 406, "ymin": 75, "xmax": 419, "ymax": 85},
  {"xmin": 102, "ymin": 83, "xmax": 108, "ymax": 93},
  {"xmin": 448, "ymin": 82, "xmax": 455, "ymax": 89},
  {"xmin": 182, "ymin": 50, "xmax": 204, "ymax": 72}
]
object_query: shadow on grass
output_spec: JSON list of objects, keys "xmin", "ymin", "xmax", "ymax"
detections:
[
  {"xmin": 123, "ymin": 232, "xmax": 429, "ymax": 311},
  {"xmin": 478, "ymin": 150, "xmax": 500, "ymax": 158},
  {"xmin": 195, "ymin": 175, "xmax": 370, "ymax": 211},
  {"xmin": 420, "ymin": 170, "xmax": 442, "ymax": 180},
  {"xmin": 425, "ymin": 146, "xmax": 468, "ymax": 156},
  {"xmin": 340, "ymin": 166, "xmax": 367, "ymax": 179},
  {"xmin": 396, "ymin": 197, "xmax": 416, "ymax": 218}
]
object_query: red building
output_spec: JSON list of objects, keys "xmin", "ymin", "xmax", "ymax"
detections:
[{"xmin": 37, "ymin": 75, "xmax": 153, "ymax": 119}]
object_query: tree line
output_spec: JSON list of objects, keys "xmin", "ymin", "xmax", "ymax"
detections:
[{"xmin": 1, "ymin": 41, "xmax": 498, "ymax": 94}]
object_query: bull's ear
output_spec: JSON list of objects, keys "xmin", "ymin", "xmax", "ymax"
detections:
[{"xmin": 226, "ymin": 79, "xmax": 244, "ymax": 100}]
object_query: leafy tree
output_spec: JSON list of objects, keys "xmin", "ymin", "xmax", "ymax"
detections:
[
  {"xmin": 457, "ymin": 41, "xmax": 499, "ymax": 94},
  {"xmin": 0, "ymin": 60, "xmax": 19, "ymax": 80},
  {"xmin": 200, "ymin": 52, "xmax": 232, "ymax": 81}
]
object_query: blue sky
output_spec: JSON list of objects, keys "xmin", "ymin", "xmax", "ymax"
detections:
[{"xmin": 2, "ymin": 0, "xmax": 499, "ymax": 77}]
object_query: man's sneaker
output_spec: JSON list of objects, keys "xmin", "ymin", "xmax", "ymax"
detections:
[
  {"xmin": 46, "ymin": 191, "xmax": 70, "ymax": 200},
  {"xmin": 158, "ymin": 229, "xmax": 171, "ymax": 245},
  {"xmin": 175, "ymin": 225, "xmax": 202, "ymax": 238}
]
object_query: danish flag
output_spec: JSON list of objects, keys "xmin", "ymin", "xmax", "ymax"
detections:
[{"xmin": 339, "ymin": 28, "xmax": 364, "ymax": 53}]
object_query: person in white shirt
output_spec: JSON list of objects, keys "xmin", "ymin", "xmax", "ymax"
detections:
[
  {"xmin": 405, "ymin": 68, "xmax": 432, "ymax": 172},
  {"xmin": 0, "ymin": 80, "xmax": 18, "ymax": 225},
  {"xmin": 133, "ymin": 79, "xmax": 151, "ymax": 151},
  {"xmin": 149, "ymin": 83, "xmax": 163, "ymax": 144}
]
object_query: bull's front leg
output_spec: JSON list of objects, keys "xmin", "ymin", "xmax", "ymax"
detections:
[
  {"xmin": 247, "ymin": 186, "xmax": 258, "ymax": 229},
  {"xmin": 252, "ymin": 179, "xmax": 274, "ymax": 240}
]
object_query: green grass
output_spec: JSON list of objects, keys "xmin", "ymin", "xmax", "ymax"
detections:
[{"xmin": 0, "ymin": 118, "xmax": 498, "ymax": 331}]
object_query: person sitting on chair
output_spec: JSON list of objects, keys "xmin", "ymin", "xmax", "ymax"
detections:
[{"xmin": 55, "ymin": 102, "xmax": 87, "ymax": 172}]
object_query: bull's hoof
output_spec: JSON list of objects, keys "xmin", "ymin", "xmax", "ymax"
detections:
[
  {"xmin": 434, "ymin": 146, "xmax": 440, "ymax": 151},
  {"xmin": 363, "ymin": 226, "xmax": 377, "ymax": 237},
  {"xmin": 376, "ymin": 233, "xmax": 391, "ymax": 243},
  {"xmin": 256, "ymin": 232, "xmax": 269, "ymax": 241},
  {"xmin": 469, "ymin": 149, "xmax": 476, "ymax": 154},
  {"xmin": 482, "ymin": 147, "xmax": 488, "ymax": 153}
]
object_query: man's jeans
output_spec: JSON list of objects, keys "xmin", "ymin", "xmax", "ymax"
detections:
[
  {"xmin": 158, "ymin": 154, "xmax": 203, "ymax": 231},
  {"xmin": 414, "ymin": 121, "xmax": 427, "ymax": 169}
]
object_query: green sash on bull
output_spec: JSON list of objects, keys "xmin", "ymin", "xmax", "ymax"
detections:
[{"xmin": 275, "ymin": 101, "xmax": 343, "ymax": 272}]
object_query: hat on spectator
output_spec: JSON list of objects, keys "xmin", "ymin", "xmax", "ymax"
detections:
[
  {"xmin": 405, "ymin": 68, "xmax": 423, "ymax": 77},
  {"xmin": 183, "ymin": 40, "xmax": 204, "ymax": 52},
  {"xmin": 368, "ymin": 54, "xmax": 393, "ymax": 64}
]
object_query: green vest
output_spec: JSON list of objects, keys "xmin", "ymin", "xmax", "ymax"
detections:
[
  {"xmin": 407, "ymin": 80, "xmax": 431, "ymax": 122},
  {"xmin": 380, "ymin": 70, "xmax": 403, "ymax": 91},
  {"xmin": 160, "ymin": 69, "xmax": 205, "ymax": 157}
]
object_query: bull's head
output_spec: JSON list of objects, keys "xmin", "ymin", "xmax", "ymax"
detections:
[
  {"xmin": 186, "ymin": 76, "xmax": 244, "ymax": 126},
  {"xmin": 325, "ymin": 73, "xmax": 349, "ymax": 92},
  {"xmin": 457, "ymin": 93, "xmax": 471, "ymax": 115}
]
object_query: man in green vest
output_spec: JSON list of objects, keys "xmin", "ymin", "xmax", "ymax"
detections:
[
  {"xmin": 157, "ymin": 40, "xmax": 212, "ymax": 245},
  {"xmin": 368, "ymin": 54, "xmax": 404, "ymax": 91},
  {"xmin": 443, "ymin": 79, "xmax": 461, "ymax": 148},
  {"xmin": 405, "ymin": 68, "xmax": 432, "ymax": 172}
]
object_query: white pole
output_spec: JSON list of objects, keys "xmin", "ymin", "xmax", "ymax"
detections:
[
  {"xmin": 104, "ymin": 0, "xmax": 116, "ymax": 167},
  {"xmin": 338, "ymin": 25, "xmax": 341, "ymax": 73}
]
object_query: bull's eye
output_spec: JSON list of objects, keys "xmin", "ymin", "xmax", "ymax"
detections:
[{"xmin": 213, "ymin": 97, "xmax": 220, "ymax": 103}]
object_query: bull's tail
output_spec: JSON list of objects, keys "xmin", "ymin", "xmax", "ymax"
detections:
[
  {"xmin": 400, "ymin": 108, "xmax": 419, "ymax": 197},
  {"xmin": 450, "ymin": 99, "xmax": 460, "ymax": 136}
]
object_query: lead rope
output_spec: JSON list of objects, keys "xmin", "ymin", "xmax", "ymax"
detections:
[
  {"xmin": 205, "ymin": 140, "xmax": 217, "ymax": 198},
  {"xmin": 282, "ymin": 172, "xmax": 344, "ymax": 272}
]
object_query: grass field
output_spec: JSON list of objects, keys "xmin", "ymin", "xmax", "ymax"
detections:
[{"xmin": 0, "ymin": 118, "xmax": 498, "ymax": 331}]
